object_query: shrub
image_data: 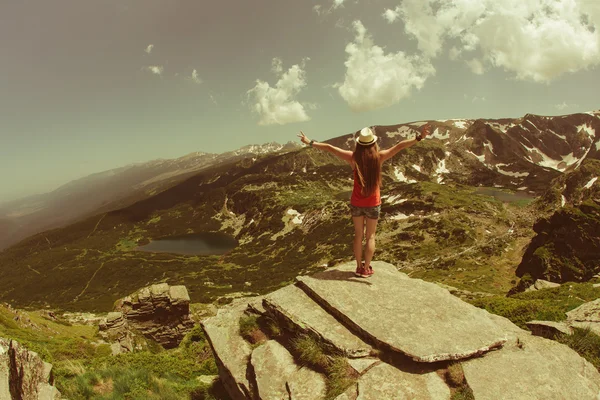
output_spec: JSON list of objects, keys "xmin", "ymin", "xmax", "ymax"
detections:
[{"xmin": 557, "ymin": 327, "xmax": 600, "ymax": 371}]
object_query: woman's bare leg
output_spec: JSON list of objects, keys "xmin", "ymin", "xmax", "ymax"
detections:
[
  {"xmin": 352, "ymin": 216, "xmax": 365, "ymax": 269},
  {"xmin": 364, "ymin": 217, "xmax": 378, "ymax": 269}
]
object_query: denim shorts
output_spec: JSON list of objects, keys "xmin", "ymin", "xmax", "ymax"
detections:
[{"xmin": 349, "ymin": 204, "xmax": 381, "ymax": 219}]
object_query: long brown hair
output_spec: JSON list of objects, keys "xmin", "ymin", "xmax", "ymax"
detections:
[{"xmin": 353, "ymin": 142, "xmax": 381, "ymax": 197}]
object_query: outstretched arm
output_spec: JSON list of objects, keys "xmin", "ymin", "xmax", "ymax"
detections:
[
  {"xmin": 297, "ymin": 131, "xmax": 353, "ymax": 164},
  {"xmin": 379, "ymin": 124, "xmax": 431, "ymax": 163}
]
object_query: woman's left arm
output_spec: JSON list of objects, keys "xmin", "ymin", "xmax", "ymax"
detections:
[{"xmin": 297, "ymin": 131, "xmax": 353, "ymax": 164}]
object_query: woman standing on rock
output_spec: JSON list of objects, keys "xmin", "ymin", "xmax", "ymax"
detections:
[{"xmin": 297, "ymin": 124, "xmax": 430, "ymax": 277}]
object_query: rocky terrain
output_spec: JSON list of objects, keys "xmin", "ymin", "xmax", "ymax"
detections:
[{"xmin": 203, "ymin": 261, "xmax": 600, "ymax": 399}]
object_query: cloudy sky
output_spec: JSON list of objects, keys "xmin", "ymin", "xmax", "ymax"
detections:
[{"xmin": 1, "ymin": 0, "xmax": 599, "ymax": 203}]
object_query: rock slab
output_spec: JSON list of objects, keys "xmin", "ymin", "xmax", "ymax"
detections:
[
  {"xmin": 201, "ymin": 300, "xmax": 253, "ymax": 400},
  {"xmin": 0, "ymin": 337, "xmax": 61, "ymax": 400},
  {"xmin": 263, "ymin": 285, "xmax": 371, "ymax": 358},
  {"xmin": 251, "ymin": 340, "xmax": 326, "ymax": 400},
  {"xmin": 334, "ymin": 362, "xmax": 450, "ymax": 400},
  {"xmin": 463, "ymin": 314, "xmax": 600, "ymax": 400},
  {"xmin": 297, "ymin": 261, "xmax": 507, "ymax": 362}
]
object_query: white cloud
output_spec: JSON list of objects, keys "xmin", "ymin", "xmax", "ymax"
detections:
[
  {"xmin": 145, "ymin": 44, "xmax": 154, "ymax": 54},
  {"xmin": 336, "ymin": 21, "xmax": 435, "ymax": 112},
  {"xmin": 383, "ymin": 7, "xmax": 400, "ymax": 23},
  {"xmin": 247, "ymin": 59, "xmax": 311, "ymax": 126},
  {"xmin": 191, "ymin": 69, "xmax": 202, "ymax": 84},
  {"xmin": 396, "ymin": 0, "xmax": 600, "ymax": 82},
  {"xmin": 333, "ymin": 0, "xmax": 345, "ymax": 9},
  {"xmin": 145, "ymin": 65, "xmax": 163, "ymax": 75},
  {"xmin": 313, "ymin": 5, "xmax": 322, "ymax": 15},
  {"xmin": 466, "ymin": 58, "xmax": 484, "ymax": 75},
  {"xmin": 555, "ymin": 101, "xmax": 579, "ymax": 110}
]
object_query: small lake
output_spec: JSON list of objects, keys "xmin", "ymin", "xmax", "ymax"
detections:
[
  {"xmin": 475, "ymin": 187, "xmax": 537, "ymax": 203},
  {"xmin": 136, "ymin": 232, "xmax": 238, "ymax": 255}
]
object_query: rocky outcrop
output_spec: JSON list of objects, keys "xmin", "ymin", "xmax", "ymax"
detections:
[
  {"xmin": 0, "ymin": 338, "xmax": 61, "ymax": 400},
  {"xmin": 99, "ymin": 283, "xmax": 194, "ymax": 350},
  {"xmin": 526, "ymin": 320, "xmax": 573, "ymax": 339},
  {"xmin": 525, "ymin": 279, "xmax": 561, "ymax": 292},
  {"xmin": 297, "ymin": 262, "xmax": 506, "ymax": 363},
  {"xmin": 202, "ymin": 261, "xmax": 600, "ymax": 400},
  {"xmin": 565, "ymin": 298, "xmax": 600, "ymax": 335}
]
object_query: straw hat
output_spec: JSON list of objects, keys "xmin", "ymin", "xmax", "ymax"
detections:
[{"xmin": 356, "ymin": 127, "xmax": 378, "ymax": 146}]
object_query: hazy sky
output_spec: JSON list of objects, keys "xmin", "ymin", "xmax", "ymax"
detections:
[{"xmin": 1, "ymin": 0, "xmax": 599, "ymax": 203}]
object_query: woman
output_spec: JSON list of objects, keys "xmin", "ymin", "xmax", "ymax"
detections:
[{"xmin": 297, "ymin": 124, "xmax": 430, "ymax": 277}]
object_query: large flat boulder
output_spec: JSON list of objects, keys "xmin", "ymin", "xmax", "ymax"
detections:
[
  {"xmin": 251, "ymin": 340, "xmax": 326, "ymax": 400},
  {"xmin": 201, "ymin": 301, "xmax": 253, "ymax": 400},
  {"xmin": 296, "ymin": 261, "xmax": 506, "ymax": 362},
  {"xmin": 463, "ymin": 314, "xmax": 600, "ymax": 400},
  {"xmin": 263, "ymin": 285, "xmax": 371, "ymax": 358},
  {"xmin": 334, "ymin": 362, "xmax": 450, "ymax": 400},
  {"xmin": 566, "ymin": 298, "xmax": 600, "ymax": 335}
]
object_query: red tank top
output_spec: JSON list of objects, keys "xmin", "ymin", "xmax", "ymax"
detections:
[{"xmin": 350, "ymin": 168, "xmax": 380, "ymax": 207}]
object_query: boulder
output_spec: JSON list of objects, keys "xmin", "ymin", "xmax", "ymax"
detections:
[
  {"xmin": 566, "ymin": 298, "xmax": 600, "ymax": 336},
  {"xmin": 251, "ymin": 340, "xmax": 326, "ymax": 400},
  {"xmin": 333, "ymin": 362, "xmax": 450, "ymax": 400},
  {"xmin": 525, "ymin": 279, "xmax": 561, "ymax": 292},
  {"xmin": 0, "ymin": 337, "xmax": 61, "ymax": 400},
  {"xmin": 296, "ymin": 261, "xmax": 506, "ymax": 362},
  {"xmin": 263, "ymin": 285, "xmax": 371, "ymax": 358},
  {"xmin": 526, "ymin": 320, "xmax": 573, "ymax": 339},
  {"xmin": 99, "ymin": 283, "xmax": 194, "ymax": 349},
  {"xmin": 463, "ymin": 314, "xmax": 600, "ymax": 400},
  {"xmin": 201, "ymin": 300, "xmax": 254, "ymax": 400}
]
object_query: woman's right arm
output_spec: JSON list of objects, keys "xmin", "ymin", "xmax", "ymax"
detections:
[{"xmin": 297, "ymin": 131, "xmax": 353, "ymax": 164}]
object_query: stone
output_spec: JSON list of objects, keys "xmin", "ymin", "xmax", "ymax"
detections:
[
  {"xmin": 197, "ymin": 374, "xmax": 219, "ymax": 386},
  {"xmin": 334, "ymin": 362, "xmax": 450, "ymax": 400},
  {"xmin": 0, "ymin": 337, "xmax": 61, "ymax": 399},
  {"xmin": 526, "ymin": 320, "xmax": 573, "ymax": 338},
  {"xmin": 566, "ymin": 298, "xmax": 600, "ymax": 322},
  {"xmin": 525, "ymin": 279, "xmax": 561, "ymax": 292},
  {"xmin": 347, "ymin": 358, "xmax": 379, "ymax": 375},
  {"xmin": 263, "ymin": 285, "xmax": 371, "ymax": 358},
  {"xmin": 251, "ymin": 340, "xmax": 326, "ymax": 400},
  {"xmin": 296, "ymin": 261, "xmax": 506, "ymax": 362},
  {"xmin": 462, "ymin": 327, "xmax": 600, "ymax": 400},
  {"xmin": 201, "ymin": 301, "xmax": 253, "ymax": 400},
  {"xmin": 100, "ymin": 283, "xmax": 194, "ymax": 349}
]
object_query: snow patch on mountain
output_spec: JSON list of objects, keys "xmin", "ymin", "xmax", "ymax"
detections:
[
  {"xmin": 451, "ymin": 119, "xmax": 471, "ymax": 129},
  {"xmin": 596, "ymin": 141, "xmax": 600, "ymax": 151},
  {"xmin": 548, "ymin": 129, "xmax": 567, "ymax": 141},
  {"xmin": 412, "ymin": 164, "xmax": 421, "ymax": 172},
  {"xmin": 466, "ymin": 150, "xmax": 485, "ymax": 163},
  {"xmin": 561, "ymin": 195, "xmax": 566, "ymax": 207},
  {"xmin": 287, "ymin": 209, "xmax": 304, "ymax": 224},
  {"xmin": 496, "ymin": 163, "xmax": 529, "ymax": 177},
  {"xmin": 389, "ymin": 212, "xmax": 411, "ymax": 220},
  {"xmin": 577, "ymin": 124, "xmax": 595, "ymax": 139},
  {"xmin": 381, "ymin": 194, "xmax": 407, "ymax": 205},
  {"xmin": 393, "ymin": 167, "xmax": 417, "ymax": 183},
  {"xmin": 386, "ymin": 126, "xmax": 414, "ymax": 138},
  {"xmin": 483, "ymin": 141, "xmax": 496, "ymax": 156},
  {"xmin": 584, "ymin": 177, "xmax": 598, "ymax": 189},
  {"xmin": 430, "ymin": 127, "xmax": 450, "ymax": 140},
  {"xmin": 487, "ymin": 122, "xmax": 513, "ymax": 133}
]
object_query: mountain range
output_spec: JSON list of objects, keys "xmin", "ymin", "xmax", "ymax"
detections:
[{"xmin": 0, "ymin": 111, "xmax": 598, "ymax": 312}]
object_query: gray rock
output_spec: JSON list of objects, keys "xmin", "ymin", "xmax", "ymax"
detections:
[
  {"xmin": 334, "ymin": 362, "xmax": 450, "ymax": 400},
  {"xmin": 462, "ymin": 328, "xmax": 600, "ymax": 400},
  {"xmin": 100, "ymin": 283, "xmax": 194, "ymax": 349},
  {"xmin": 526, "ymin": 320, "xmax": 573, "ymax": 338},
  {"xmin": 566, "ymin": 298, "xmax": 600, "ymax": 323},
  {"xmin": 0, "ymin": 337, "xmax": 61, "ymax": 400},
  {"xmin": 197, "ymin": 374, "xmax": 219, "ymax": 386},
  {"xmin": 263, "ymin": 285, "xmax": 371, "ymax": 358},
  {"xmin": 296, "ymin": 261, "xmax": 506, "ymax": 362},
  {"xmin": 202, "ymin": 301, "xmax": 253, "ymax": 400},
  {"xmin": 251, "ymin": 340, "xmax": 326, "ymax": 400},
  {"xmin": 525, "ymin": 279, "xmax": 561, "ymax": 292}
]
